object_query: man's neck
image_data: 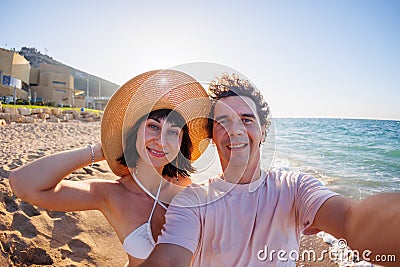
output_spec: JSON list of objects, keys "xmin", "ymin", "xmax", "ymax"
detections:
[{"xmin": 221, "ymin": 164, "xmax": 262, "ymax": 184}]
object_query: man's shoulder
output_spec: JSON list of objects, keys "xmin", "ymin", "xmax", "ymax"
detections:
[
  {"xmin": 266, "ymin": 168, "xmax": 331, "ymax": 196},
  {"xmin": 169, "ymin": 175, "xmax": 221, "ymax": 208},
  {"xmin": 188, "ymin": 175, "xmax": 220, "ymax": 187},
  {"xmin": 264, "ymin": 168, "xmax": 321, "ymax": 189},
  {"xmin": 266, "ymin": 168, "xmax": 304, "ymax": 181}
]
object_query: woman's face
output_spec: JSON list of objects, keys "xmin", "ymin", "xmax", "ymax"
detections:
[{"xmin": 135, "ymin": 117, "xmax": 183, "ymax": 172}]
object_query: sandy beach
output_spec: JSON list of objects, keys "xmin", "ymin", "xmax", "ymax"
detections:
[{"xmin": 0, "ymin": 122, "xmax": 336, "ymax": 266}]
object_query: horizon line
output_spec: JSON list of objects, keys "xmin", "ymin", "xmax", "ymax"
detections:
[{"xmin": 272, "ymin": 117, "xmax": 400, "ymax": 122}]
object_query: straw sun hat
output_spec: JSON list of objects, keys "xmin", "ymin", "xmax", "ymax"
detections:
[{"xmin": 101, "ymin": 69, "xmax": 211, "ymax": 177}]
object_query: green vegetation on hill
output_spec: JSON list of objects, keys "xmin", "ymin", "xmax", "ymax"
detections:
[{"xmin": 2, "ymin": 104, "xmax": 102, "ymax": 115}]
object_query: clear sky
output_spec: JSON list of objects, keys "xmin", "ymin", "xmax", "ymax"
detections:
[{"xmin": 1, "ymin": 0, "xmax": 399, "ymax": 120}]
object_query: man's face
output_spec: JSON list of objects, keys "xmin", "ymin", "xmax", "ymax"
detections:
[{"xmin": 212, "ymin": 96, "xmax": 265, "ymax": 172}]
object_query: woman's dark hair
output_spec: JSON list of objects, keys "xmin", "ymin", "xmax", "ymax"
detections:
[{"xmin": 117, "ymin": 109, "xmax": 194, "ymax": 178}]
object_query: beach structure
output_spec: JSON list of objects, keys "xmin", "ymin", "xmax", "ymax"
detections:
[
  {"xmin": 20, "ymin": 47, "xmax": 118, "ymax": 109},
  {"xmin": 0, "ymin": 48, "xmax": 30, "ymax": 102},
  {"xmin": 29, "ymin": 63, "xmax": 84, "ymax": 108},
  {"xmin": 0, "ymin": 47, "xmax": 119, "ymax": 109}
]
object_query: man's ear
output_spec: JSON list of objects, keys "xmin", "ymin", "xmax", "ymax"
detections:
[{"xmin": 261, "ymin": 124, "xmax": 267, "ymax": 143}]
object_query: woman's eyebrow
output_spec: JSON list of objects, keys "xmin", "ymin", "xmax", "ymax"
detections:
[
  {"xmin": 148, "ymin": 118, "xmax": 161, "ymax": 123},
  {"xmin": 214, "ymin": 115, "xmax": 228, "ymax": 121}
]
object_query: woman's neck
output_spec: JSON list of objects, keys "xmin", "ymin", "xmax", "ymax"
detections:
[{"xmin": 134, "ymin": 160, "xmax": 163, "ymax": 193}]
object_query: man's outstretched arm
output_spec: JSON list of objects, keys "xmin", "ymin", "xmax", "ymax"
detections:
[
  {"xmin": 139, "ymin": 243, "xmax": 192, "ymax": 267},
  {"xmin": 312, "ymin": 193, "xmax": 400, "ymax": 266}
]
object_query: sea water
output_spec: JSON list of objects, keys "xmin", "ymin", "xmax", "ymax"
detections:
[{"xmin": 268, "ymin": 118, "xmax": 400, "ymax": 199}]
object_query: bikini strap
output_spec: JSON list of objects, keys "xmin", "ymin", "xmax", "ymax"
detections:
[
  {"xmin": 132, "ymin": 171, "xmax": 168, "ymax": 210},
  {"xmin": 147, "ymin": 179, "xmax": 162, "ymax": 223}
]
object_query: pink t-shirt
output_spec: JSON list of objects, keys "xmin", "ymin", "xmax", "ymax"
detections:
[{"xmin": 157, "ymin": 170, "xmax": 338, "ymax": 266}]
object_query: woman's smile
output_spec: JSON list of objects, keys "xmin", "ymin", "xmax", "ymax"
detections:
[{"xmin": 147, "ymin": 147, "xmax": 167, "ymax": 158}]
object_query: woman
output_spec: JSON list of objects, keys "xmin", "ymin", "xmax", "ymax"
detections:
[{"xmin": 9, "ymin": 69, "xmax": 211, "ymax": 266}]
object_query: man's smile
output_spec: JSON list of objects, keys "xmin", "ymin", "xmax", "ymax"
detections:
[{"xmin": 227, "ymin": 143, "xmax": 248, "ymax": 150}]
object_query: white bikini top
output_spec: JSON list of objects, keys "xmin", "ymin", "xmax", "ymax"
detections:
[{"xmin": 123, "ymin": 178, "xmax": 167, "ymax": 259}]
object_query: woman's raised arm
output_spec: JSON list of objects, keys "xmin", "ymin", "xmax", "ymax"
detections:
[{"xmin": 9, "ymin": 142, "xmax": 108, "ymax": 211}]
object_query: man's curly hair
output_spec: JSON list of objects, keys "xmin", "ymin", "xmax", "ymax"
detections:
[{"xmin": 207, "ymin": 73, "xmax": 271, "ymax": 138}]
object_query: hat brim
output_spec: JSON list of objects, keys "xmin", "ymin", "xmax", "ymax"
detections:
[{"xmin": 101, "ymin": 69, "xmax": 211, "ymax": 177}]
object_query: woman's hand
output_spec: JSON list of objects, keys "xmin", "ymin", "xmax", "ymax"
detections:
[{"xmin": 93, "ymin": 142, "xmax": 105, "ymax": 162}]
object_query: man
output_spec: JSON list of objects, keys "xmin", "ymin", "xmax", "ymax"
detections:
[{"xmin": 140, "ymin": 73, "xmax": 400, "ymax": 266}]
